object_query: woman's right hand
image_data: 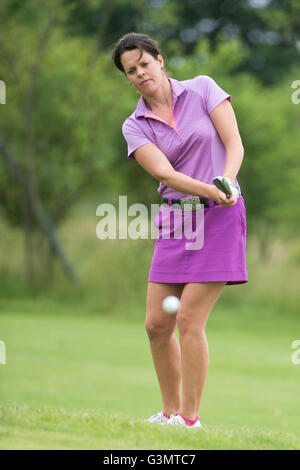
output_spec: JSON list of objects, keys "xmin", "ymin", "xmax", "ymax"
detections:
[{"xmin": 206, "ymin": 184, "xmax": 238, "ymax": 206}]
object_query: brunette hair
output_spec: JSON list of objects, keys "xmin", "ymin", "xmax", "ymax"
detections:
[{"xmin": 112, "ymin": 32, "xmax": 163, "ymax": 74}]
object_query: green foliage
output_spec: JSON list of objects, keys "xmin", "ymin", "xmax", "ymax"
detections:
[
  {"xmin": 231, "ymin": 67, "xmax": 300, "ymax": 235},
  {"xmin": 60, "ymin": 0, "xmax": 300, "ymax": 85},
  {"xmin": 1, "ymin": 0, "xmax": 300, "ymax": 284},
  {"xmin": 289, "ymin": 239, "xmax": 300, "ymax": 265},
  {"xmin": 0, "ymin": 6, "xmax": 132, "ymax": 227},
  {"xmin": 167, "ymin": 35, "xmax": 249, "ymax": 79}
]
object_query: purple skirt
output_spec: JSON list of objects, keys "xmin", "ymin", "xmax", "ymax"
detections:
[{"xmin": 148, "ymin": 195, "xmax": 248, "ymax": 285}]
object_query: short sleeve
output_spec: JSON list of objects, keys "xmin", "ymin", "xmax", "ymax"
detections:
[
  {"xmin": 122, "ymin": 118, "xmax": 152, "ymax": 160},
  {"xmin": 199, "ymin": 75, "xmax": 231, "ymax": 114}
]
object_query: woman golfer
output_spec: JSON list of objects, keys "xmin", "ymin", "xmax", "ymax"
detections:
[{"xmin": 112, "ymin": 33, "xmax": 247, "ymax": 428}]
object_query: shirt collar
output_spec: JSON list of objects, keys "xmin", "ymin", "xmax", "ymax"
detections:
[{"xmin": 135, "ymin": 77, "xmax": 186, "ymax": 119}]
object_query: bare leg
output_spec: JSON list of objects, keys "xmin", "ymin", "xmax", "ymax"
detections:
[
  {"xmin": 176, "ymin": 282, "xmax": 226, "ymax": 420},
  {"xmin": 145, "ymin": 281, "xmax": 185, "ymax": 416}
]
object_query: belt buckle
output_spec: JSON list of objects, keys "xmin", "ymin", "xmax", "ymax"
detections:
[{"xmin": 180, "ymin": 196, "xmax": 201, "ymax": 211}]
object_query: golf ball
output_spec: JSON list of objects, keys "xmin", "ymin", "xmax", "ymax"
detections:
[{"xmin": 162, "ymin": 296, "xmax": 180, "ymax": 314}]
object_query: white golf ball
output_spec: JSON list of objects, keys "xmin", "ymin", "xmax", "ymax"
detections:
[{"xmin": 162, "ymin": 296, "xmax": 180, "ymax": 314}]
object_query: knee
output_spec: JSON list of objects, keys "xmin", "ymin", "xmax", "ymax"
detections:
[
  {"xmin": 145, "ymin": 319, "xmax": 174, "ymax": 342},
  {"xmin": 176, "ymin": 313, "xmax": 190, "ymax": 336},
  {"xmin": 177, "ymin": 310, "xmax": 206, "ymax": 336}
]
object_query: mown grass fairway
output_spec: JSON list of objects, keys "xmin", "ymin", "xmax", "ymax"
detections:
[{"xmin": 0, "ymin": 299, "xmax": 299, "ymax": 449}]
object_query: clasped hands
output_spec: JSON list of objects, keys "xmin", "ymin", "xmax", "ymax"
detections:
[{"xmin": 209, "ymin": 176, "xmax": 240, "ymax": 206}]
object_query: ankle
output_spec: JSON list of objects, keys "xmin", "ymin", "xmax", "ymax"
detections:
[
  {"xmin": 163, "ymin": 410, "xmax": 178, "ymax": 419},
  {"xmin": 177, "ymin": 413, "xmax": 200, "ymax": 426},
  {"xmin": 178, "ymin": 410, "xmax": 198, "ymax": 421}
]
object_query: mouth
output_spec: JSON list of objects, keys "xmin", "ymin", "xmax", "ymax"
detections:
[{"xmin": 141, "ymin": 79, "xmax": 151, "ymax": 85}]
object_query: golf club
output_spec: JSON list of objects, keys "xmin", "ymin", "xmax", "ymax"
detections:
[{"xmin": 213, "ymin": 176, "xmax": 240, "ymax": 199}]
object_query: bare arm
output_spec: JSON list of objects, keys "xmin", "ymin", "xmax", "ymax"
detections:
[
  {"xmin": 134, "ymin": 143, "xmax": 212, "ymax": 198},
  {"xmin": 209, "ymin": 99, "xmax": 244, "ymax": 184}
]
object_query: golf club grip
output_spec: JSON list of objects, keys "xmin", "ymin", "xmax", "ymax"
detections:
[{"xmin": 213, "ymin": 178, "xmax": 232, "ymax": 196}]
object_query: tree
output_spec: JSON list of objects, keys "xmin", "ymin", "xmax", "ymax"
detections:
[
  {"xmin": 63, "ymin": 0, "xmax": 299, "ymax": 85},
  {"xmin": 0, "ymin": 0, "xmax": 131, "ymax": 288}
]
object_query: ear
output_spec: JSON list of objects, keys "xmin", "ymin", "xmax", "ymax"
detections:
[{"xmin": 157, "ymin": 54, "xmax": 164, "ymax": 67}]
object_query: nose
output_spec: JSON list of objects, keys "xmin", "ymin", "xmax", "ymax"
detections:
[{"xmin": 136, "ymin": 66, "xmax": 145, "ymax": 77}]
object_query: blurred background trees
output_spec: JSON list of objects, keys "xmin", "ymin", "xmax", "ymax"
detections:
[{"xmin": 0, "ymin": 0, "xmax": 299, "ymax": 290}]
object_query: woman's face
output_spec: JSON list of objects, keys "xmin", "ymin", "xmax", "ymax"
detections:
[{"xmin": 120, "ymin": 49, "xmax": 164, "ymax": 94}]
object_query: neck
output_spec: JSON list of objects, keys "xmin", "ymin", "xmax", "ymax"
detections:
[{"xmin": 144, "ymin": 75, "xmax": 172, "ymax": 111}]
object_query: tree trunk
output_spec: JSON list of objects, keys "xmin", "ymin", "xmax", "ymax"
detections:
[
  {"xmin": 0, "ymin": 138, "xmax": 81, "ymax": 289},
  {"xmin": 22, "ymin": 192, "xmax": 35, "ymax": 286}
]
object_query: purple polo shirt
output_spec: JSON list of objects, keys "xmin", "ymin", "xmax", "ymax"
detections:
[{"xmin": 122, "ymin": 75, "xmax": 239, "ymax": 199}]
